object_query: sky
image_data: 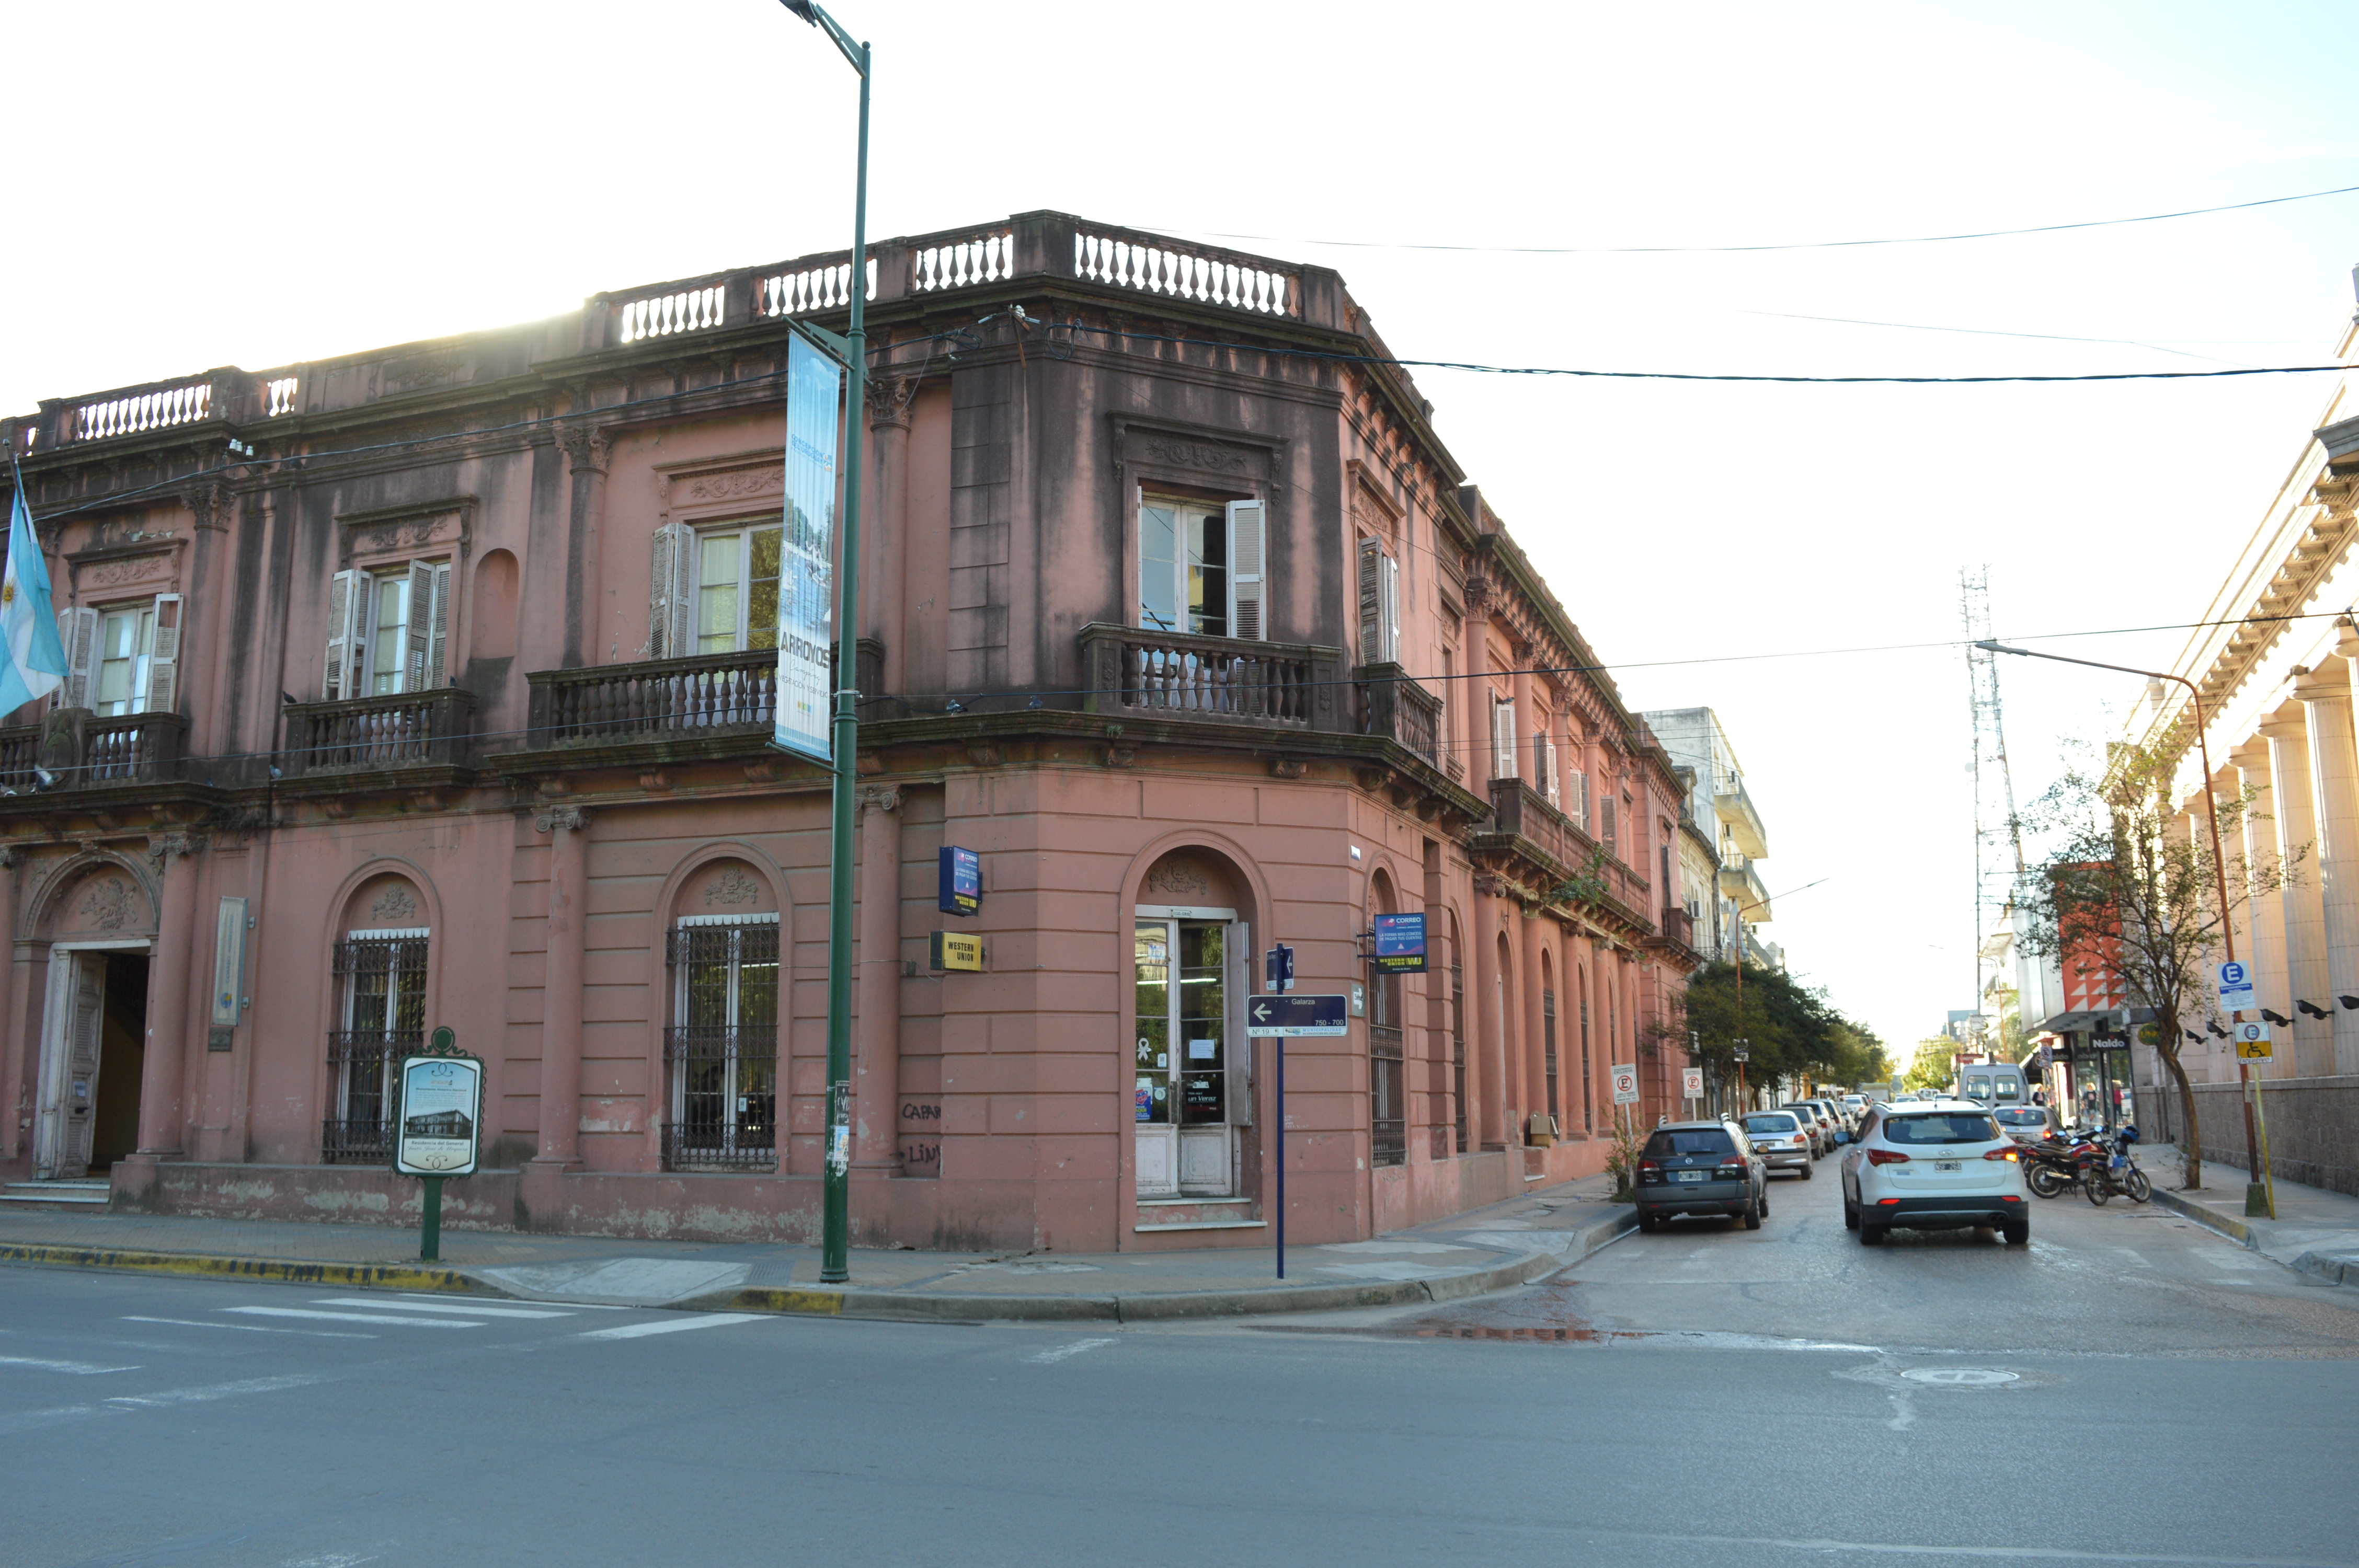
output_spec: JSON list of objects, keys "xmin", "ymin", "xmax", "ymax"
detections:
[{"xmin": 6, "ymin": 0, "xmax": 2357, "ymax": 1052}]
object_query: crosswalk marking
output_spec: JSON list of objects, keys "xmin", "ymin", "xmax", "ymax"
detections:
[
  {"xmin": 224, "ymin": 1307, "xmax": 476, "ymax": 1329},
  {"xmin": 1028, "ymin": 1338, "xmax": 1115, "ymax": 1364},
  {"xmin": 124, "ymin": 1316, "xmax": 374, "ymax": 1341},
  {"xmin": 0, "ymin": 1354, "xmax": 139, "ymax": 1375},
  {"xmin": 310, "ymin": 1297, "xmax": 570, "ymax": 1320},
  {"xmin": 396, "ymin": 1293, "xmax": 628, "ymax": 1311},
  {"xmin": 575, "ymin": 1313, "xmax": 766, "ymax": 1342}
]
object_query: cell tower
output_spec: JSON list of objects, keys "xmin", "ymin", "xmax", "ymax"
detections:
[{"xmin": 1962, "ymin": 566, "xmax": 2027, "ymax": 1044}]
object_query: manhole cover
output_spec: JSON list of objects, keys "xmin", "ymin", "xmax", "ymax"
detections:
[{"xmin": 1901, "ymin": 1367, "xmax": 2019, "ymax": 1386}]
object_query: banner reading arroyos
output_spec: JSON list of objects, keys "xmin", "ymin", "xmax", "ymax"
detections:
[{"xmin": 773, "ymin": 330, "xmax": 842, "ymax": 764}]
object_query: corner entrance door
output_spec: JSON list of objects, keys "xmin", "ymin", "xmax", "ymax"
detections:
[{"xmin": 1133, "ymin": 917, "xmax": 1249, "ymax": 1198}]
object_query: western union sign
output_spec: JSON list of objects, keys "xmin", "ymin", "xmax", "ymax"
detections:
[{"xmin": 931, "ymin": 930, "xmax": 983, "ymax": 972}]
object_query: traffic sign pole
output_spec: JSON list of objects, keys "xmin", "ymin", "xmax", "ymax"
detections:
[{"xmin": 1274, "ymin": 1039, "xmax": 1285, "ymax": 1281}]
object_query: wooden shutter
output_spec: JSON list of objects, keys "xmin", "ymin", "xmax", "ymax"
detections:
[
  {"xmin": 1541, "ymin": 737, "xmax": 1559, "ymax": 806},
  {"xmin": 650, "ymin": 521, "xmax": 696, "ymax": 659},
  {"xmin": 55, "ymin": 606, "xmax": 97, "ymax": 709},
  {"xmin": 1492, "ymin": 697, "xmax": 1517, "ymax": 781},
  {"xmin": 1358, "ymin": 537, "xmax": 1382, "ymax": 666},
  {"xmin": 404, "ymin": 559, "xmax": 436, "ymax": 693},
  {"xmin": 1603, "ymin": 793, "xmax": 1618, "ymax": 849},
  {"xmin": 1224, "ymin": 919, "xmax": 1254, "ymax": 1126},
  {"xmin": 1226, "ymin": 500, "xmax": 1265, "ymax": 642},
  {"xmin": 1378, "ymin": 550, "xmax": 1400, "ymax": 664},
  {"xmin": 139, "ymin": 593, "xmax": 182, "ymax": 714},
  {"xmin": 426, "ymin": 563, "xmax": 452, "ymax": 687},
  {"xmin": 59, "ymin": 955, "xmax": 104, "ymax": 1178},
  {"xmin": 1571, "ymin": 769, "xmax": 1588, "ymax": 833},
  {"xmin": 323, "ymin": 569, "xmax": 357, "ymax": 700}
]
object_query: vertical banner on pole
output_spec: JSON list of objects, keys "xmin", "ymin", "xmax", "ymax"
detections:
[{"xmin": 773, "ymin": 328, "xmax": 841, "ymax": 764}]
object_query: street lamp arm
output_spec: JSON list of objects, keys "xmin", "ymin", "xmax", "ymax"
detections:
[{"xmin": 778, "ymin": 0, "xmax": 868, "ymax": 74}]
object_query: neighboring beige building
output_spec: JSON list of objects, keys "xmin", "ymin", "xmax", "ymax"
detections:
[{"xmin": 2124, "ymin": 271, "xmax": 2359, "ymax": 1193}]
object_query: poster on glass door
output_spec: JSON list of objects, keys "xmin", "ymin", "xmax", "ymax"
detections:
[{"xmin": 772, "ymin": 328, "xmax": 841, "ymax": 764}]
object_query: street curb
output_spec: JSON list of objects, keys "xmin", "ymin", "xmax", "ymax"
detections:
[
  {"xmin": 684, "ymin": 1206, "xmax": 1637, "ymax": 1323},
  {"xmin": 2289, "ymin": 1250, "xmax": 2359, "ymax": 1288},
  {"xmin": 0, "ymin": 1206, "xmax": 1637, "ymax": 1322},
  {"xmin": 2149, "ymin": 1185, "xmax": 2254, "ymax": 1247},
  {"xmin": 0, "ymin": 1241, "xmax": 501, "ymax": 1296}
]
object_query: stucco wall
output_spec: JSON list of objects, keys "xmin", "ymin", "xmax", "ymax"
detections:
[{"xmin": 2139, "ymin": 1075, "xmax": 2359, "ymax": 1196}]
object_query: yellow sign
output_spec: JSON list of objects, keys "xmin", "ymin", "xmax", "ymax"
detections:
[
  {"xmin": 931, "ymin": 930, "xmax": 983, "ymax": 972},
  {"xmin": 2234, "ymin": 1022, "xmax": 2273, "ymax": 1060}
]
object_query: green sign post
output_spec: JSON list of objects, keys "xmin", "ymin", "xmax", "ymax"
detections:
[{"xmin": 394, "ymin": 1025, "xmax": 483, "ymax": 1263}]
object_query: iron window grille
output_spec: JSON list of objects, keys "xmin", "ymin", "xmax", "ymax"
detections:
[
  {"xmin": 664, "ymin": 919, "xmax": 780, "ymax": 1171},
  {"xmin": 1451, "ymin": 964, "xmax": 1468, "ymax": 1155},
  {"xmin": 1369, "ymin": 966, "xmax": 1405, "ymax": 1167},
  {"xmin": 1581, "ymin": 997, "xmax": 1595, "ymax": 1134},
  {"xmin": 1543, "ymin": 988, "xmax": 1560, "ymax": 1126},
  {"xmin": 324, "ymin": 932, "xmax": 427, "ymax": 1163}
]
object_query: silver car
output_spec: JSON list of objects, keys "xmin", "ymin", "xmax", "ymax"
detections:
[{"xmin": 1742, "ymin": 1111, "xmax": 1814, "ymax": 1178}]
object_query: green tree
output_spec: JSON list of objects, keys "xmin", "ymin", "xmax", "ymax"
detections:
[
  {"xmin": 1675, "ymin": 960, "xmax": 1873, "ymax": 1104},
  {"xmin": 1904, "ymin": 1039, "xmax": 1955, "ymax": 1093},
  {"xmin": 2013, "ymin": 742, "xmax": 2303, "ymax": 1191}
]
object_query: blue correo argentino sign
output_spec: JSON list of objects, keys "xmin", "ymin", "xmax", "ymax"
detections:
[{"xmin": 773, "ymin": 328, "xmax": 842, "ymax": 764}]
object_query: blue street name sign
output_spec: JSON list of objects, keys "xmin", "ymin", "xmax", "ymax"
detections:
[
  {"xmin": 1246, "ymin": 994, "xmax": 1348, "ymax": 1037},
  {"xmin": 938, "ymin": 846, "xmax": 980, "ymax": 917},
  {"xmin": 1372, "ymin": 912, "xmax": 1427, "ymax": 974},
  {"xmin": 1265, "ymin": 943, "xmax": 1295, "ymax": 993}
]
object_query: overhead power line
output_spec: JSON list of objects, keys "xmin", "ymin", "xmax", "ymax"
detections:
[{"xmin": 1160, "ymin": 179, "xmax": 2359, "ymax": 256}]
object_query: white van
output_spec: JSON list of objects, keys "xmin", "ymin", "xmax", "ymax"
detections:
[{"xmin": 1957, "ymin": 1063, "xmax": 2029, "ymax": 1108}]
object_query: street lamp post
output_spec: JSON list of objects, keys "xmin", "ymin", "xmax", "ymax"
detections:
[
  {"xmin": 1977, "ymin": 640, "xmax": 2273, "ymax": 1217},
  {"xmin": 782, "ymin": 0, "xmax": 871, "ymax": 1283}
]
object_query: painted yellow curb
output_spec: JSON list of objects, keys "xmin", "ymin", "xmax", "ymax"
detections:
[
  {"xmin": 711, "ymin": 1286, "xmax": 846, "ymax": 1316},
  {"xmin": 0, "ymin": 1242, "xmax": 487, "ymax": 1294}
]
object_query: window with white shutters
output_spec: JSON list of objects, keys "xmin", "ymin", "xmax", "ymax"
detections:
[
  {"xmin": 693, "ymin": 520, "xmax": 785, "ymax": 654},
  {"xmin": 1570, "ymin": 768, "xmax": 1588, "ymax": 833},
  {"xmin": 324, "ymin": 564, "xmax": 450, "ymax": 699},
  {"xmin": 1139, "ymin": 494, "xmax": 1266, "ymax": 642},
  {"xmin": 1540, "ymin": 735, "xmax": 1559, "ymax": 807},
  {"xmin": 83, "ymin": 594, "xmax": 181, "ymax": 717},
  {"xmin": 1491, "ymin": 696, "xmax": 1518, "ymax": 781}
]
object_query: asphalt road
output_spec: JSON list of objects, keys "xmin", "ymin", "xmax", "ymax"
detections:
[{"xmin": 4, "ymin": 1171, "xmax": 2355, "ymax": 1568}]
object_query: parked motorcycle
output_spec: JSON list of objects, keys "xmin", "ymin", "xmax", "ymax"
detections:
[
  {"xmin": 2082, "ymin": 1125, "xmax": 2151, "ymax": 1205},
  {"xmin": 2024, "ymin": 1127, "xmax": 2102, "ymax": 1199}
]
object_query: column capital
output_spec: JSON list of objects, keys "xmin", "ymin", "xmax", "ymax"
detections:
[
  {"xmin": 144, "ymin": 831, "xmax": 204, "ymax": 873},
  {"xmin": 533, "ymin": 805, "xmax": 591, "ymax": 834},
  {"xmin": 2295, "ymin": 664, "xmax": 2354, "ymax": 701},
  {"xmin": 2228, "ymin": 739, "xmax": 2273, "ymax": 774},
  {"xmin": 865, "ymin": 375, "xmax": 919, "ymax": 432},
  {"xmin": 555, "ymin": 423, "xmax": 611, "ymax": 476},
  {"xmin": 857, "ymin": 784, "xmax": 902, "ymax": 814}
]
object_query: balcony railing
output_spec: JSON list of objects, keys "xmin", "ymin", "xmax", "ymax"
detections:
[
  {"xmin": 282, "ymin": 688, "xmax": 474, "ymax": 776},
  {"xmin": 0, "ymin": 709, "xmax": 186, "ymax": 789},
  {"xmin": 1483, "ymin": 777, "xmax": 1654, "ymax": 929},
  {"xmin": 1658, "ymin": 905, "xmax": 1696, "ymax": 950},
  {"xmin": 1355, "ymin": 662, "xmax": 1445, "ymax": 769},
  {"xmin": 1079, "ymin": 624, "xmax": 1346, "ymax": 731},
  {"xmin": 527, "ymin": 649, "xmax": 777, "ymax": 748}
]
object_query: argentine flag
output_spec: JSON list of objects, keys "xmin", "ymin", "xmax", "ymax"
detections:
[{"xmin": 0, "ymin": 477, "xmax": 65, "ymax": 714}]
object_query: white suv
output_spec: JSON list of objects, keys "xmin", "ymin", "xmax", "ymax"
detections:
[{"xmin": 1840, "ymin": 1099, "xmax": 2028, "ymax": 1246}]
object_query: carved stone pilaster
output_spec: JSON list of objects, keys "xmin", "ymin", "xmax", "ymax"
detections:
[
  {"xmin": 555, "ymin": 425, "xmax": 611, "ymax": 476},
  {"xmin": 181, "ymin": 481, "xmax": 233, "ymax": 534},
  {"xmin": 858, "ymin": 785, "xmax": 902, "ymax": 814},
  {"xmin": 145, "ymin": 831, "xmax": 204, "ymax": 876},
  {"xmin": 865, "ymin": 375, "xmax": 919, "ymax": 432},
  {"xmin": 533, "ymin": 805, "xmax": 591, "ymax": 834}
]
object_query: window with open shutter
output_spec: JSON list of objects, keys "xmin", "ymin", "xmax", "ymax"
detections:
[
  {"xmin": 1378, "ymin": 550, "xmax": 1400, "ymax": 664},
  {"xmin": 140, "ymin": 593, "xmax": 181, "ymax": 713},
  {"xmin": 1226, "ymin": 501, "xmax": 1265, "ymax": 641},
  {"xmin": 403, "ymin": 560, "xmax": 436, "ymax": 691},
  {"xmin": 1541, "ymin": 736, "xmax": 1559, "ymax": 806},
  {"xmin": 1602, "ymin": 792, "xmax": 1618, "ymax": 850},
  {"xmin": 426, "ymin": 564, "xmax": 451, "ymax": 687},
  {"xmin": 1491, "ymin": 697, "xmax": 1518, "ymax": 781},
  {"xmin": 1222, "ymin": 919, "xmax": 1254, "ymax": 1125},
  {"xmin": 1570, "ymin": 769, "xmax": 1588, "ymax": 833}
]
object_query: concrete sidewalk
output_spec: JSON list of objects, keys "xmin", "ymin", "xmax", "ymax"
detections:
[
  {"xmin": 0, "ymin": 1174, "xmax": 1637, "ymax": 1322},
  {"xmin": 2139, "ymin": 1144, "xmax": 2359, "ymax": 1288}
]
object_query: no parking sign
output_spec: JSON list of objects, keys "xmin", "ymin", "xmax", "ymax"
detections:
[{"xmin": 1611, "ymin": 1064, "xmax": 1640, "ymax": 1105}]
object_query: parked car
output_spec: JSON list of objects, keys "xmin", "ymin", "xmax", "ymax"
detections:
[
  {"xmin": 1784, "ymin": 1100, "xmax": 1838, "ymax": 1153},
  {"xmin": 1635, "ymin": 1120, "xmax": 1768, "ymax": 1231},
  {"xmin": 1840, "ymin": 1099, "xmax": 2029, "ymax": 1246},
  {"xmin": 1993, "ymin": 1105, "xmax": 2052, "ymax": 1144},
  {"xmin": 1742, "ymin": 1111, "xmax": 1813, "ymax": 1178},
  {"xmin": 1841, "ymin": 1093, "xmax": 1869, "ymax": 1121}
]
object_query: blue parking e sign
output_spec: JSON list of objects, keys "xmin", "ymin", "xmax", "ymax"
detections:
[{"xmin": 938, "ymin": 846, "xmax": 980, "ymax": 917}]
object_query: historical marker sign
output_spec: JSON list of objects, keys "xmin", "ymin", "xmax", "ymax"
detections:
[{"xmin": 395, "ymin": 1050, "xmax": 482, "ymax": 1178}]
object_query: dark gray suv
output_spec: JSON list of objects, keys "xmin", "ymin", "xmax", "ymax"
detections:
[{"xmin": 1635, "ymin": 1119, "xmax": 1768, "ymax": 1232}]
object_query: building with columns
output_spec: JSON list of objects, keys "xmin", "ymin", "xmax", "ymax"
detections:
[
  {"xmin": 0, "ymin": 213, "xmax": 1702, "ymax": 1248},
  {"xmin": 2116, "ymin": 271, "xmax": 2359, "ymax": 1194}
]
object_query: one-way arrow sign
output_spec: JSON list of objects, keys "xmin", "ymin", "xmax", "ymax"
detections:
[{"xmin": 1247, "ymin": 994, "xmax": 1348, "ymax": 1037}]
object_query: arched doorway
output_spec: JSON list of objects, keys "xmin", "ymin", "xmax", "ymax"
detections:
[
  {"xmin": 1131, "ymin": 847, "xmax": 1251, "ymax": 1200},
  {"xmin": 31, "ymin": 859, "xmax": 157, "ymax": 1181}
]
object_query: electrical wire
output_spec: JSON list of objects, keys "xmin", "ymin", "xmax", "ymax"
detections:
[{"xmin": 1154, "ymin": 179, "xmax": 2359, "ymax": 256}]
